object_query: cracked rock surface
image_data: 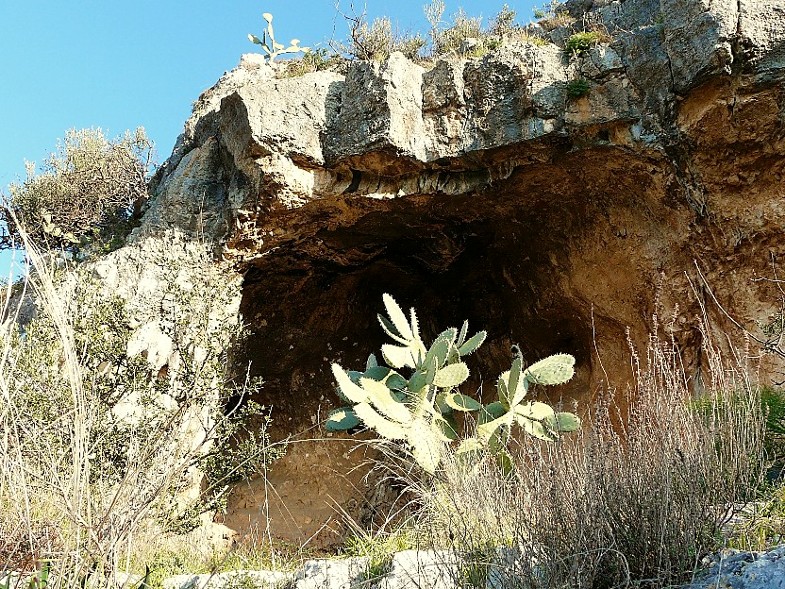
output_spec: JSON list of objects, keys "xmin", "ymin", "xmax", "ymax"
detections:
[{"xmin": 111, "ymin": 0, "xmax": 785, "ymax": 544}]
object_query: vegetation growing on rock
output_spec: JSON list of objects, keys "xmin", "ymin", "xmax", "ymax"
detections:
[
  {"xmin": 0, "ymin": 128, "xmax": 154, "ymax": 255},
  {"xmin": 0, "ymin": 240, "xmax": 281, "ymax": 586}
]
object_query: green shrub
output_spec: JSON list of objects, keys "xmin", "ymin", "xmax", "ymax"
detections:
[
  {"xmin": 488, "ymin": 4, "xmax": 517, "ymax": 38},
  {"xmin": 433, "ymin": 9, "xmax": 483, "ymax": 55},
  {"xmin": 691, "ymin": 385, "xmax": 785, "ymax": 476},
  {"xmin": 281, "ymin": 47, "xmax": 345, "ymax": 77},
  {"xmin": 564, "ymin": 31, "xmax": 602, "ymax": 55},
  {"xmin": 0, "ymin": 243, "xmax": 281, "ymax": 584},
  {"xmin": 1, "ymin": 128, "xmax": 154, "ymax": 255},
  {"xmin": 411, "ymin": 329, "xmax": 768, "ymax": 589},
  {"xmin": 534, "ymin": 0, "xmax": 575, "ymax": 33},
  {"xmin": 728, "ymin": 484, "xmax": 785, "ymax": 550},
  {"xmin": 344, "ymin": 529, "xmax": 414, "ymax": 581},
  {"xmin": 566, "ymin": 78, "xmax": 591, "ymax": 98},
  {"xmin": 533, "ymin": 0, "xmax": 565, "ymax": 20},
  {"xmin": 337, "ymin": 4, "xmax": 541, "ymax": 63}
]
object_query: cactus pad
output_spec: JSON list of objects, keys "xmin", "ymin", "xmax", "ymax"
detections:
[
  {"xmin": 433, "ymin": 362, "xmax": 470, "ymax": 388},
  {"xmin": 524, "ymin": 354, "xmax": 575, "ymax": 385},
  {"xmin": 445, "ymin": 392, "xmax": 482, "ymax": 412},
  {"xmin": 325, "ymin": 407, "xmax": 361, "ymax": 431}
]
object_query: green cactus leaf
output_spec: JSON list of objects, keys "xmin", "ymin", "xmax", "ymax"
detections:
[
  {"xmin": 332, "ymin": 364, "xmax": 369, "ymax": 403},
  {"xmin": 382, "ymin": 343, "xmax": 416, "ymax": 369},
  {"xmin": 548, "ymin": 411, "xmax": 581, "ymax": 432},
  {"xmin": 347, "ymin": 370, "xmax": 364, "ymax": 385},
  {"xmin": 456, "ymin": 437, "xmax": 484, "ymax": 454},
  {"xmin": 424, "ymin": 356, "xmax": 438, "ymax": 385},
  {"xmin": 432, "ymin": 414, "xmax": 458, "ymax": 441},
  {"xmin": 457, "ymin": 320, "xmax": 469, "ymax": 347},
  {"xmin": 514, "ymin": 401, "xmax": 556, "ymax": 422},
  {"xmin": 378, "ymin": 313, "xmax": 409, "ymax": 344},
  {"xmin": 408, "ymin": 421, "xmax": 442, "ymax": 473},
  {"xmin": 363, "ymin": 366, "xmax": 391, "ymax": 381},
  {"xmin": 458, "ymin": 331, "xmax": 487, "ymax": 356},
  {"xmin": 408, "ymin": 370, "xmax": 427, "ymax": 394},
  {"xmin": 248, "ymin": 34, "xmax": 264, "ymax": 45},
  {"xmin": 496, "ymin": 449, "xmax": 514, "ymax": 475},
  {"xmin": 519, "ymin": 416, "xmax": 559, "ymax": 441},
  {"xmin": 325, "ymin": 407, "xmax": 361, "ymax": 431},
  {"xmin": 479, "ymin": 401, "xmax": 507, "ymax": 423},
  {"xmin": 477, "ymin": 411, "xmax": 514, "ymax": 443},
  {"xmin": 437, "ymin": 327, "xmax": 458, "ymax": 344},
  {"xmin": 383, "ymin": 293, "xmax": 414, "ymax": 341},
  {"xmin": 360, "ymin": 377, "xmax": 411, "ymax": 424},
  {"xmin": 425, "ymin": 336, "xmax": 451, "ymax": 370},
  {"xmin": 508, "ymin": 356, "xmax": 525, "ymax": 406},
  {"xmin": 488, "ymin": 428, "xmax": 508, "ymax": 453},
  {"xmin": 497, "ymin": 376, "xmax": 510, "ymax": 407},
  {"xmin": 354, "ymin": 402, "xmax": 408, "ymax": 440},
  {"xmin": 434, "ymin": 362, "xmax": 470, "ymax": 388},
  {"xmin": 445, "ymin": 392, "xmax": 482, "ymax": 412},
  {"xmin": 498, "ymin": 368, "xmax": 526, "ymax": 406},
  {"xmin": 385, "ymin": 372, "xmax": 408, "ymax": 391},
  {"xmin": 524, "ymin": 354, "xmax": 575, "ymax": 386},
  {"xmin": 446, "ymin": 344, "xmax": 461, "ymax": 365},
  {"xmin": 410, "ymin": 307, "xmax": 420, "ymax": 341},
  {"xmin": 434, "ymin": 391, "xmax": 451, "ymax": 414},
  {"xmin": 366, "ymin": 354, "xmax": 378, "ymax": 370}
]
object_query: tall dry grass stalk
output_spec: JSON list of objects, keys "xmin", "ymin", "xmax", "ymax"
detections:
[
  {"xmin": 0, "ymin": 237, "xmax": 262, "ymax": 588},
  {"xmin": 408, "ymin": 322, "xmax": 766, "ymax": 589}
]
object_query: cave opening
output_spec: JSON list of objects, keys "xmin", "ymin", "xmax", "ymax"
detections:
[{"xmin": 236, "ymin": 189, "xmax": 601, "ymax": 437}]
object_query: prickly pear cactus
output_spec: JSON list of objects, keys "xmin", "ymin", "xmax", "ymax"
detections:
[
  {"xmin": 248, "ymin": 12, "xmax": 310, "ymax": 62},
  {"xmin": 327, "ymin": 294, "xmax": 580, "ymax": 474}
]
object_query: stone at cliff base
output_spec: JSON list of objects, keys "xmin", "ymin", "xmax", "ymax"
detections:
[{"xmin": 683, "ymin": 546, "xmax": 785, "ymax": 589}]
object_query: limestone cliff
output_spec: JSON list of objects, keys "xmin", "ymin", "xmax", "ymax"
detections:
[{"xmin": 104, "ymin": 0, "xmax": 785, "ymax": 544}]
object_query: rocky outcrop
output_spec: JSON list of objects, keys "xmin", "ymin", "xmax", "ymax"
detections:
[
  {"xmin": 162, "ymin": 550, "xmax": 460, "ymax": 589},
  {"xmin": 684, "ymin": 545, "xmax": 785, "ymax": 589},
  {"xmin": 153, "ymin": 545, "xmax": 785, "ymax": 589},
  {"xmin": 110, "ymin": 0, "xmax": 785, "ymax": 544}
]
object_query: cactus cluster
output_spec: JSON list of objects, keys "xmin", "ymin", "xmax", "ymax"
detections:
[
  {"xmin": 248, "ymin": 12, "xmax": 309, "ymax": 62},
  {"xmin": 327, "ymin": 294, "xmax": 580, "ymax": 474}
]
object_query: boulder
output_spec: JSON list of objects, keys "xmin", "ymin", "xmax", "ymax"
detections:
[{"xmin": 684, "ymin": 545, "xmax": 785, "ymax": 589}]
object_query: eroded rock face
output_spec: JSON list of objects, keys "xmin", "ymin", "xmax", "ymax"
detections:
[{"xmin": 131, "ymin": 0, "xmax": 785, "ymax": 545}]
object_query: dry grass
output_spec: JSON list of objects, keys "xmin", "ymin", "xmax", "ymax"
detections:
[
  {"xmin": 0, "ymin": 251, "xmax": 199, "ymax": 587},
  {"xmin": 0, "ymin": 223, "xmax": 775, "ymax": 589},
  {"xmin": 0, "ymin": 235, "xmax": 279, "ymax": 588},
  {"xmin": 401, "ymin": 324, "xmax": 767, "ymax": 588}
]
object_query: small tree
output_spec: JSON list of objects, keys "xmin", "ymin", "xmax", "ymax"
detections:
[{"xmin": 1, "ymin": 127, "xmax": 154, "ymax": 254}]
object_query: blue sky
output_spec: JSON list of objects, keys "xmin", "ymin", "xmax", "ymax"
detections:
[{"xmin": 0, "ymin": 0, "xmax": 538, "ymax": 274}]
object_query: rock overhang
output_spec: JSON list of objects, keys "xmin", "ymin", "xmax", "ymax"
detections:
[{"xmin": 127, "ymin": 0, "xmax": 785, "ymax": 542}]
